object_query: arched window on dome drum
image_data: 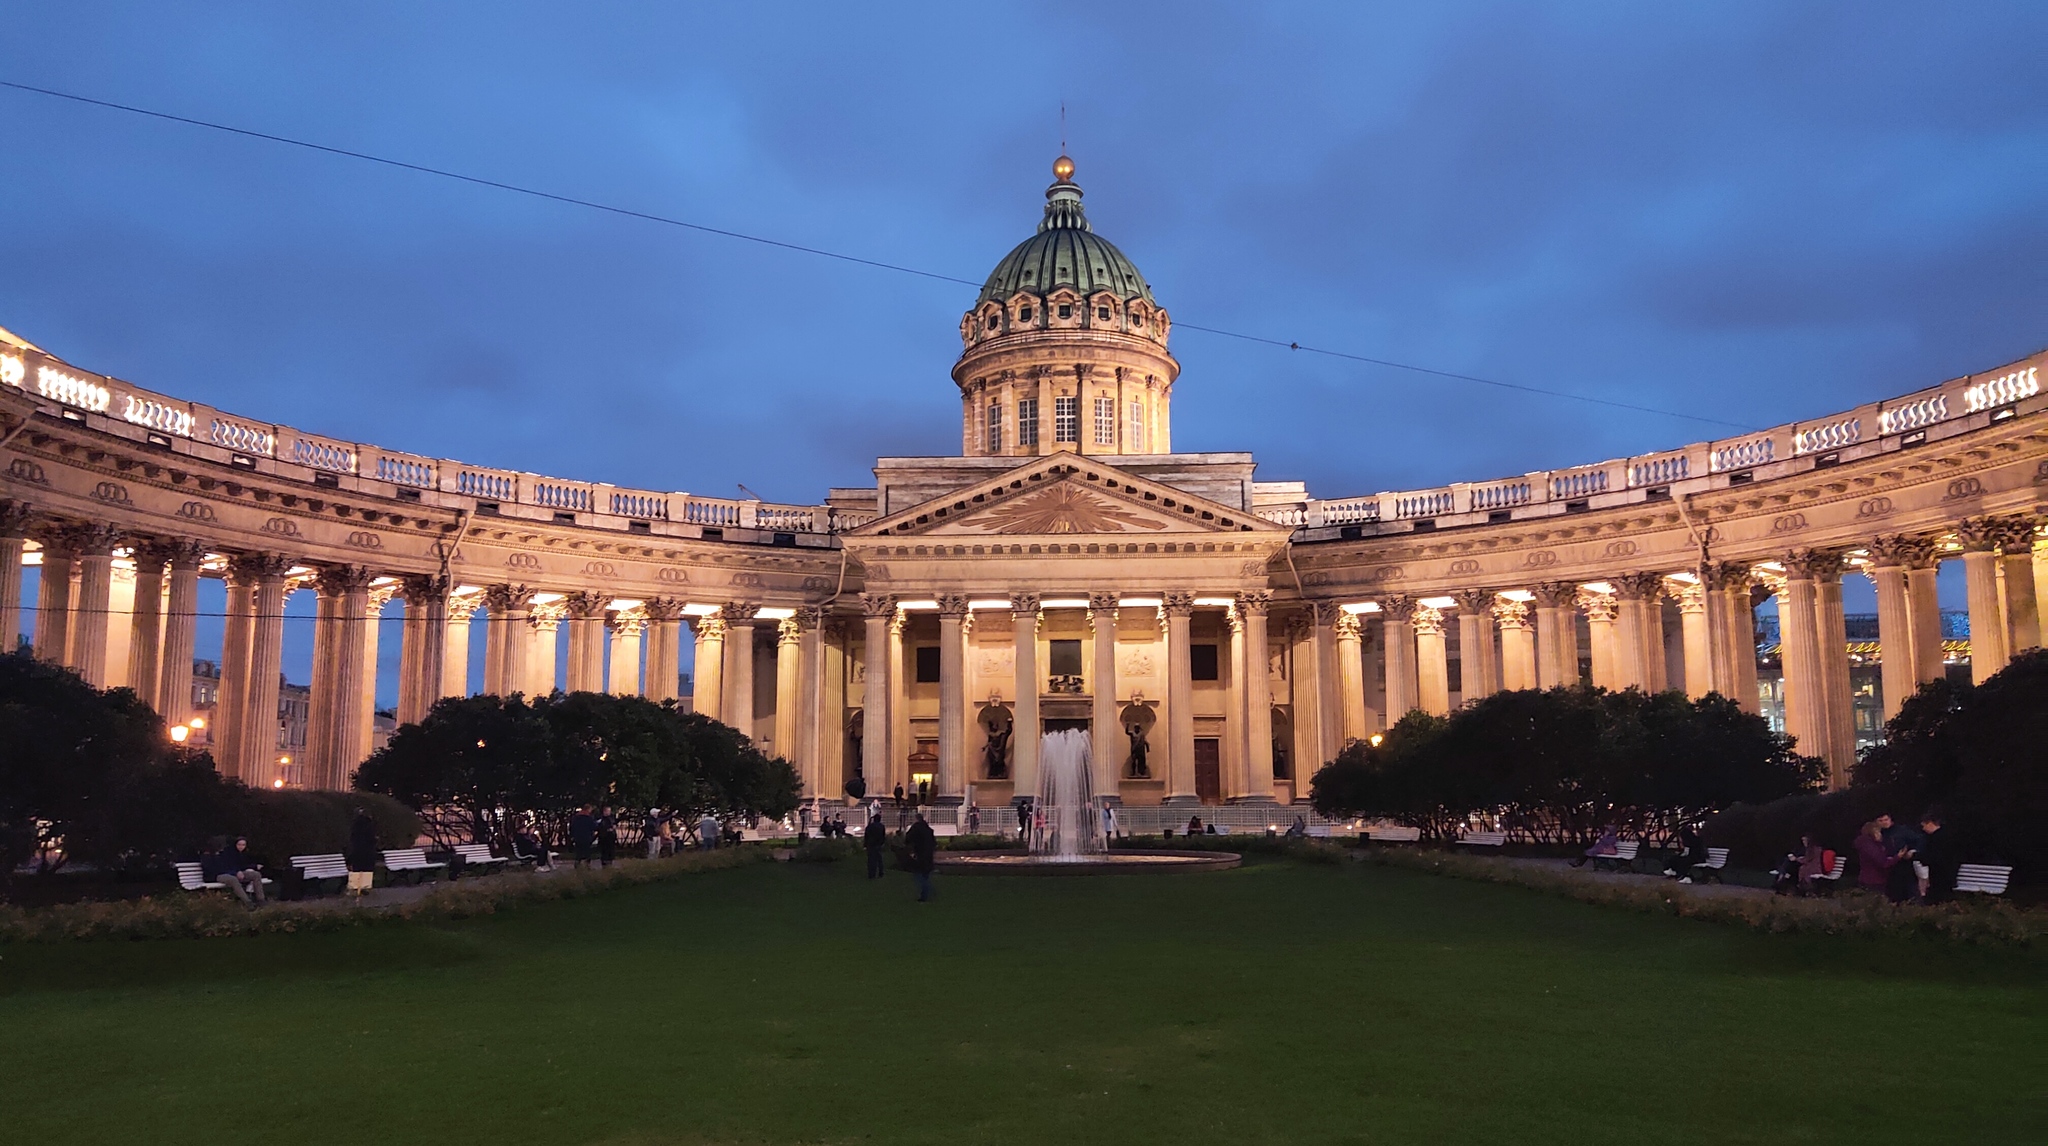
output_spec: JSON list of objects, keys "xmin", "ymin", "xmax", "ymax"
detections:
[
  {"xmin": 986, "ymin": 402, "xmax": 1002, "ymax": 452},
  {"xmin": 1093, "ymin": 396, "xmax": 1115, "ymax": 446},
  {"xmin": 1128, "ymin": 400, "xmax": 1145, "ymax": 452},
  {"xmin": 987, "ymin": 314, "xmax": 999, "ymax": 330},
  {"xmin": 1018, "ymin": 398, "xmax": 1039, "ymax": 447}
]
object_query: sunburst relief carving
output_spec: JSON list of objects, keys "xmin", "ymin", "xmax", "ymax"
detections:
[{"xmin": 973, "ymin": 484, "xmax": 1169, "ymax": 534}]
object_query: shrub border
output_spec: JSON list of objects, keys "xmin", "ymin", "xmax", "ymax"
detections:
[
  {"xmin": 1354, "ymin": 845, "xmax": 2043, "ymax": 947},
  {"xmin": 0, "ymin": 847, "xmax": 765, "ymax": 944}
]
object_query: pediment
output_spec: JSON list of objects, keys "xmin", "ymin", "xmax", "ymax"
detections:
[{"xmin": 854, "ymin": 453, "xmax": 1285, "ymax": 538}]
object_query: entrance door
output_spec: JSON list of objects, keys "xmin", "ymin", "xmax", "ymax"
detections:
[{"xmin": 1194, "ymin": 738, "xmax": 1222, "ymax": 805}]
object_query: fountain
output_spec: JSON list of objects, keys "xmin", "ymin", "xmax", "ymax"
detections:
[{"xmin": 936, "ymin": 729, "xmax": 1239, "ymax": 875}]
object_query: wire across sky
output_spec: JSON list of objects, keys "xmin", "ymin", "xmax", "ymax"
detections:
[{"xmin": 0, "ymin": 78, "xmax": 1750, "ymax": 431}]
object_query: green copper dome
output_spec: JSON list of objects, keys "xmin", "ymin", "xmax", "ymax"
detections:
[{"xmin": 976, "ymin": 159, "xmax": 1156, "ymax": 306}]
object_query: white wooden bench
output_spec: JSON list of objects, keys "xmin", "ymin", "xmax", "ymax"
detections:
[
  {"xmin": 174, "ymin": 862, "xmax": 274, "ymax": 894},
  {"xmin": 1457, "ymin": 831, "xmax": 1507, "ymax": 847},
  {"xmin": 1367, "ymin": 826, "xmax": 1422, "ymax": 843},
  {"xmin": 381, "ymin": 847, "xmax": 446, "ymax": 884},
  {"xmin": 1590, "ymin": 840, "xmax": 1641, "ymax": 871},
  {"xmin": 1955, "ymin": 864, "xmax": 2012, "ymax": 896},
  {"xmin": 1305, "ymin": 825, "xmax": 1333, "ymax": 839},
  {"xmin": 451, "ymin": 844, "xmax": 509, "ymax": 875},
  {"xmin": 290, "ymin": 853, "xmax": 350, "ymax": 893},
  {"xmin": 1811, "ymin": 854, "xmax": 1848, "ymax": 889},
  {"xmin": 1686, "ymin": 847, "xmax": 1731, "ymax": 882}
]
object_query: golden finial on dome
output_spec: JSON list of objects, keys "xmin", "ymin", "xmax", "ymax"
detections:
[{"xmin": 1053, "ymin": 154, "xmax": 1075, "ymax": 182}]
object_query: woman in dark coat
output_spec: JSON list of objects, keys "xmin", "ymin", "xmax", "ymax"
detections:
[{"xmin": 346, "ymin": 808, "xmax": 380, "ymax": 896}]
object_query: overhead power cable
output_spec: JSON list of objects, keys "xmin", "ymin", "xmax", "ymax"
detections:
[{"xmin": 0, "ymin": 78, "xmax": 1747, "ymax": 430}]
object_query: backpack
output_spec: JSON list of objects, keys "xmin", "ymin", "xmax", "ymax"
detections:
[{"xmin": 1820, "ymin": 848, "xmax": 1837, "ymax": 873}]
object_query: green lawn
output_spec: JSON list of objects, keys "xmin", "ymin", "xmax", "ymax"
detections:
[{"xmin": 1, "ymin": 854, "xmax": 2041, "ymax": 1145}]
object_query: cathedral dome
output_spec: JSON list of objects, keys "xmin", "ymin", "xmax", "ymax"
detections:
[{"xmin": 975, "ymin": 158, "xmax": 1155, "ymax": 306}]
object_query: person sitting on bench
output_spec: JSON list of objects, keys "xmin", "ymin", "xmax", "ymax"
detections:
[
  {"xmin": 204, "ymin": 837, "xmax": 267, "ymax": 908},
  {"xmin": 1571, "ymin": 824, "xmax": 1619, "ymax": 868}
]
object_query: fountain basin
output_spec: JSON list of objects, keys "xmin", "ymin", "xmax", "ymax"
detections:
[{"xmin": 932, "ymin": 850, "xmax": 1240, "ymax": 875}]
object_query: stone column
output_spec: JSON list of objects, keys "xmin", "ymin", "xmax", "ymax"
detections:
[
  {"xmin": 1956, "ymin": 518, "xmax": 2008, "ymax": 683},
  {"xmin": 308, "ymin": 565, "xmax": 370, "ymax": 790},
  {"xmin": 859, "ymin": 593, "xmax": 895, "ymax": 799},
  {"xmin": 1414, "ymin": 604, "xmax": 1450, "ymax": 716},
  {"xmin": 1583, "ymin": 591, "xmax": 1619, "ymax": 690},
  {"xmin": 396, "ymin": 575, "xmax": 447, "ymax": 724},
  {"xmin": 359, "ymin": 581, "xmax": 397, "ymax": 762},
  {"xmin": 1380, "ymin": 595, "xmax": 1420, "ymax": 719},
  {"xmin": 1674, "ymin": 580, "xmax": 1713, "ymax": 700},
  {"xmin": 563, "ymin": 591, "xmax": 607, "ymax": 694},
  {"xmin": 1903, "ymin": 552, "xmax": 1945, "ymax": 686},
  {"xmin": 1224, "ymin": 607, "xmax": 1247, "ymax": 794},
  {"xmin": 126, "ymin": 542, "xmax": 169, "ymax": 708},
  {"xmin": 1612, "ymin": 572, "xmax": 1662, "ymax": 692},
  {"xmin": 687, "ymin": 612, "xmax": 723, "ymax": 716},
  {"xmin": 819, "ymin": 616, "xmax": 847, "ymax": 800},
  {"xmin": 1774, "ymin": 561, "xmax": 1829, "ymax": 778},
  {"xmin": 1709, "ymin": 563, "xmax": 1761, "ymax": 713},
  {"xmin": 796, "ymin": 608, "xmax": 825, "ymax": 796},
  {"xmin": 33, "ymin": 530, "xmax": 78, "ymax": 666},
  {"xmin": 642, "ymin": 598, "xmax": 683, "ymax": 702},
  {"xmin": 215, "ymin": 560, "xmax": 258, "ymax": 773},
  {"xmin": 1531, "ymin": 581, "xmax": 1580, "ymax": 689},
  {"xmin": 483, "ymin": 584, "xmax": 534, "ymax": 697},
  {"xmin": 1808, "ymin": 553, "xmax": 1856, "ymax": 777},
  {"xmin": 1009, "ymin": 592, "xmax": 1041, "ymax": 800},
  {"xmin": 607, "ymin": 606, "xmax": 647, "ymax": 696},
  {"xmin": 722, "ymin": 601, "xmax": 759, "ymax": 735},
  {"xmin": 1236, "ymin": 591, "xmax": 1275, "ymax": 802},
  {"xmin": 775, "ymin": 613, "xmax": 804, "ymax": 764},
  {"xmin": 1311, "ymin": 600, "xmax": 1345, "ymax": 762},
  {"xmin": 157, "ymin": 541, "xmax": 204, "ymax": 725},
  {"xmin": 444, "ymin": 590, "xmax": 484, "ymax": 699},
  {"xmin": 69, "ymin": 527, "xmax": 118, "ymax": 687},
  {"xmin": 1452, "ymin": 590, "xmax": 1498, "ymax": 703},
  {"xmin": 1865, "ymin": 538, "xmax": 1917, "ymax": 719},
  {"xmin": 1494, "ymin": 597, "xmax": 1538, "ymax": 692},
  {"xmin": 526, "ymin": 598, "xmax": 565, "ymax": 696},
  {"xmin": 1088, "ymin": 592, "xmax": 1120, "ymax": 798},
  {"xmin": 1334, "ymin": 609, "xmax": 1368, "ymax": 742},
  {"xmin": 938, "ymin": 595, "xmax": 971, "ymax": 802},
  {"xmin": 1162, "ymin": 591, "xmax": 1197, "ymax": 804},
  {"xmin": 0, "ymin": 501, "xmax": 28, "ymax": 652},
  {"xmin": 239, "ymin": 555, "xmax": 295, "ymax": 786},
  {"xmin": 1992, "ymin": 517, "xmax": 2041, "ymax": 654}
]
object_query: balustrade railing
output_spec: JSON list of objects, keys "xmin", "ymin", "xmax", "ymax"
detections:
[{"xmin": 6, "ymin": 336, "xmax": 2041, "ymax": 545}]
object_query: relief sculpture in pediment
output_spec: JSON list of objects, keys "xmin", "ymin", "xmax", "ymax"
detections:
[{"xmin": 973, "ymin": 484, "xmax": 1170, "ymax": 535}]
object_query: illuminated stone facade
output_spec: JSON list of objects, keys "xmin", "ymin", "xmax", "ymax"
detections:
[{"xmin": 2, "ymin": 164, "xmax": 2044, "ymax": 807}]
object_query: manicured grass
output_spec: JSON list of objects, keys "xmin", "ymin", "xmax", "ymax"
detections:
[{"xmin": 1, "ymin": 854, "xmax": 2041, "ymax": 1145}]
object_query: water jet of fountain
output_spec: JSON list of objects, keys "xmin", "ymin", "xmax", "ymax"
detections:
[{"xmin": 1030, "ymin": 729, "xmax": 1105, "ymax": 862}]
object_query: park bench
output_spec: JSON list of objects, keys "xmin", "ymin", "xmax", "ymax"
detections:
[
  {"xmin": 173, "ymin": 862, "xmax": 274, "ymax": 894},
  {"xmin": 290, "ymin": 853, "xmax": 351, "ymax": 895},
  {"xmin": 1811, "ymin": 854, "xmax": 1848, "ymax": 892},
  {"xmin": 450, "ymin": 844, "xmax": 509, "ymax": 875},
  {"xmin": 1366, "ymin": 826, "xmax": 1422, "ymax": 843},
  {"xmin": 1305, "ymin": 825, "xmax": 1333, "ymax": 839},
  {"xmin": 1687, "ymin": 847, "xmax": 1731, "ymax": 882},
  {"xmin": 381, "ymin": 847, "xmax": 446, "ymax": 884},
  {"xmin": 1955, "ymin": 864, "xmax": 2012, "ymax": 896},
  {"xmin": 1590, "ymin": 840, "xmax": 1641, "ymax": 872},
  {"xmin": 1457, "ymin": 831, "xmax": 1507, "ymax": 848}
]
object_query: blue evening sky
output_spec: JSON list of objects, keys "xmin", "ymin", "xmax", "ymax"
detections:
[{"xmin": 3, "ymin": 4, "xmax": 2041, "ymax": 698}]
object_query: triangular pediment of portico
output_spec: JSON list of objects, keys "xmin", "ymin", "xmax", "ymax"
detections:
[{"xmin": 853, "ymin": 452, "xmax": 1286, "ymax": 539}]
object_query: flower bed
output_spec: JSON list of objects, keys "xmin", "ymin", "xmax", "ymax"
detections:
[
  {"xmin": 1355, "ymin": 845, "xmax": 2043, "ymax": 947},
  {"xmin": 0, "ymin": 847, "xmax": 765, "ymax": 944}
]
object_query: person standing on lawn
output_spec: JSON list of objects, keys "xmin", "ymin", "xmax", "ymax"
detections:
[
  {"xmin": 596, "ymin": 806, "xmax": 619, "ymax": 867},
  {"xmin": 1917, "ymin": 812, "xmax": 1960, "ymax": 904},
  {"xmin": 905, "ymin": 812, "xmax": 938, "ymax": 901},
  {"xmin": 864, "ymin": 810, "xmax": 889, "ymax": 880},
  {"xmin": 346, "ymin": 809, "xmax": 380, "ymax": 896},
  {"xmin": 697, "ymin": 812, "xmax": 721, "ymax": 850},
  {"xmin": 569, "ymin": 805, "xmax": 598, "ymax": 868},
  {"xmin": 1854, "ymin": 819, "xmax": 1899, "ymax": 894}
]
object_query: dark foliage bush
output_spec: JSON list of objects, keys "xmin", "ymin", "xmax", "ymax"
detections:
[
  {"xmin": 1308, "ymin": 685, "xmax": 1819, "ymax": 843},
  {"xmin": 356, "ymin": 691, "xmax": 800, "ymax": 846}
]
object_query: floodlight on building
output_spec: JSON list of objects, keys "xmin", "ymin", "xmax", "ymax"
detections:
[
  {"xmin": 1193, "ymin": 597, "xmax": 1236, "ymax": 607},
  {"xmin": 1419, "ymin": 596, "xmax": 1458, "ymax": 609},
  {"xmin": 754, "ymin": 607, "xmax": 795, "ymax": 620},
  {"xmin": 968, "ymin": 599, "xmax": 1013, "ymax": 611},
  {"xmin": 1369, "ymin": 733, "xmax": 1384, "ymax": 747},
  {"xmin": 896, "ymin": 599, "xmax": 939, "ymax": 611},
  {"xmin": 1117, "ymin": 597, "xmax": 1162, "ymax": 608},
  {"xmin": 1040, "ymin": 598, "xmax": 1090, "ymax": 609}
]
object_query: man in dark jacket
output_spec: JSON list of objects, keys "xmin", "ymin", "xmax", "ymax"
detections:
[
  {"xmin": 863, "ymin": 812, "xmax": 888, "ymax": 880},
  {"xmin": 1917, "ymin": 812, "xmax": 1961, "ymax": 904},
  {"xmin": 203, "ymin": 837, "xmax": 266, "ymax": 908},
  {"xmin": 596, "ymin": 806, "xmax": 619, "ymax": 867},
  {"xmin": 346, "ymin": 810, "xmax": 381, "ymax": 896},
  {"xmin": 905, "ymin": 813, "xmax": 938, "ymax": 902},
  {"xmin": 569, "ymin": 806, "xmax": 598, "ymax": 869}
]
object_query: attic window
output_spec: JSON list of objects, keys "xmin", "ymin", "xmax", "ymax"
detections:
[
  {"xmin": 987, "ymin": 315, "xmax": 998, "ymax": 330},
  {"xmin": 1019, "ymin": 307, "xmax": 1033, "ymax": 322},
  {"xmin": 1057, "ymin": 305, "xmax": 1072, "ymax": 319},
  {"xmin": 1098, "ymin": 307, "xmax": 1110, "ymax": 320}
]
